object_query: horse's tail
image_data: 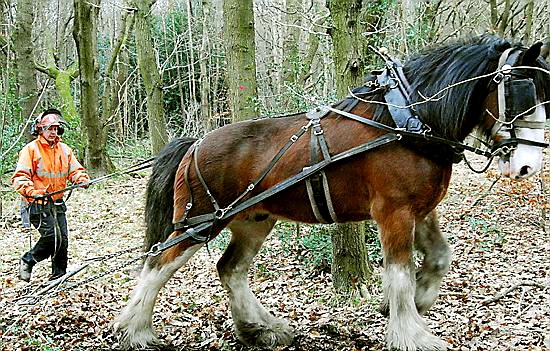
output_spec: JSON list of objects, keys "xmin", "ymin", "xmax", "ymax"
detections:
[{"xmin": 144, "ymin": 137, "xmax": 197, "ymax": 251}]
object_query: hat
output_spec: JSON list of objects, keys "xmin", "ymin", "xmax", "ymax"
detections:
[
  {"xmin": 38, "ymin": 113, "xmax": 65, "ymax": 129},
  {"xmin": 31, "ymin": 108, "xmax": 66, "ymax": 136}
]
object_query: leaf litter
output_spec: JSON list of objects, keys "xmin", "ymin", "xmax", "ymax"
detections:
[{"xmin": 0, "ymin": 147, "xmax": 549, "ymax": 350}]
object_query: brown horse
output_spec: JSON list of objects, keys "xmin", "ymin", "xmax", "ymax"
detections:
[{"xmin": 114, "ymin": 36, "xmax": 550, "ymax": 350}]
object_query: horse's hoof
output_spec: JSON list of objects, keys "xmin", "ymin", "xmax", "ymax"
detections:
[
  {"xmin": 386, "ymin": 327, "xmax": 448, "ymax": 351},
  {"xmin": 235, "ymin": 320, "xmax": 294, "ymax": 348},
  {"xmin": 112, "ymin": 322, "xmax": 162, "ymax": 351}
]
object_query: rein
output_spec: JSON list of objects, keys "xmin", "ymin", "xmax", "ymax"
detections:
[{"xmin": 31, "ymin": 157, "xmax": 156, "ymax": 201}]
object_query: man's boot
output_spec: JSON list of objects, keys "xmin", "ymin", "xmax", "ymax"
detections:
[
  {"xmin": 19, "ymin": 257, "xmax": 34, "ymax": 282},
  {"xmin": 49, "ymin": 263, "xmax": 66, "ymax": 281}
]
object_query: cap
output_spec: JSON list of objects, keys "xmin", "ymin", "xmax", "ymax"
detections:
[
  {"xmin": 31, "ymin": 108, "xmax": 67, "ymax": 136},
  {"xmin": 38, "ymin": 113, "xmax": 65, "ymax": 129}
]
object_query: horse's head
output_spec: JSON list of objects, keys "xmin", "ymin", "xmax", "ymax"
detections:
[{"xmin": 485, "ymin": 42, "xmax": 550, "ymax": 179}]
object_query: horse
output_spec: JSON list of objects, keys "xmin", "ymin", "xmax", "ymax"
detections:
[{"xmin": 113, "ymin": 35, "xmax": 550, "ymax": 351}]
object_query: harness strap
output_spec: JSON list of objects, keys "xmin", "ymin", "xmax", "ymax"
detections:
[
  {"xmin": 176, "ymin": 120, "xmax": 314, "ymax": 231},
  {"xmin": 512, "ymin": 120, "xmax": 546, "ymax": 129},
  {"xmin": 496, "ymin": 48, "xmax": 515, "ymax": 122},
  {"xmin": 193, "ymin": 140, "xmax": 221, "ymax": 214},
  {"xmin": 305, "ymin": 118, "xmax": 338, "ymax": 223},
  {"xmin": 322, "ymin": 105, "xmax": 492, "ymax": 158},
  {"xmin": 491, "ymin": 137, "xmax": 549, "ymax": 153},
  {"xmin": 170, "ymin": 133, "xmax": 400, "ymax": 238}
]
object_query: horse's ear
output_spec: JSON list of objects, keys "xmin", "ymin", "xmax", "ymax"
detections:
[
  {"xmin": 540, "ymin": 42, "xmax": 550, "ymax": 61},
  {"xmin": 522, "ymin": 42, "xmax": 543, "ymax": 64}
]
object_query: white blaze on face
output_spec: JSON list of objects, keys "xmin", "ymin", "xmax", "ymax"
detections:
[{"xmin": 497, "ymin": 101, "xmax": 546, "ymax": 179}]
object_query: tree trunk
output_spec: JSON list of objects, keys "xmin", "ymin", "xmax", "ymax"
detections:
[
  {"xmin": 489, "ymin": 0, "xmax": 498, "ymax": 30},
  {"xmin": 281, "ymin": 0, "xmax": 301, "ymax": 85},
  {"xmin": 14, "ymin": 0, "xmax": 38, "ymax": 139},
  {"xmin": 199, "ymin": 0, "xmax": 213, "ymax": 131},
  {"xmin": 327, "ymin": 0, "xmax": 384, "ymax": 298},
  {"xmin": 74, "ymin": 0, "xmax": 113, "ymax": 174},
  {"xmin": 132, "ymin": 0, "xmax": 169, "ymax": 154},
  {"xmin": 223, "ymin": 0, "xmax": 258, "ymax": 122},
  {"xmin": 498, "ymin": 0, "xmax": 511, "ymax": 36},
  {"xmin": 330, "ymin": 222, "xmax": 373, "ymax": 298},
  {"xmin": 523, "ymin": 0, "xmax": 534, "ymax": 42},
  {"xmin": 327, "ymin": 0, "xmax": 383, "ymax": 97}
]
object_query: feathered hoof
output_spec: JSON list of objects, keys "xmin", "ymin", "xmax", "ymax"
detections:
[
  {"xmin": 112, "ymin": 321, "xmax": 163, "ymax": 351},
  {"xmin": 386, "ymin": 327, "xmax": 449, "ymax": 351},
  {"xmin": 234, "ymin": 320, "xmax": 295, "ymax": 348}
]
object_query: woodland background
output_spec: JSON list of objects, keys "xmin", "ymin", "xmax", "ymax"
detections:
[
  {"xmin": 0, "ymin": 0, "xmax": 549, "ymax": 350},
  {"xmin": 1, "ymin": 0, "xmax": 549, "ymax": 177}
]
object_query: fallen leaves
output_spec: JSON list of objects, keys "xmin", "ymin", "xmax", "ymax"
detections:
[{"xmin": 0, "ymin": 151, "xmax": 549, "ymax": 350}]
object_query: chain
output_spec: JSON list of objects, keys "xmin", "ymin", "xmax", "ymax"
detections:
[
  {"xmin": 14, "ymin": 250, "xmax": 146, "ymax": 305},
  {"xmin": 50, "ymin": 255, "xmax": 145, "ymax": 297},
  {"xmin": 83, "ymin": 244, "xmax": 143, "ymax": 263}
]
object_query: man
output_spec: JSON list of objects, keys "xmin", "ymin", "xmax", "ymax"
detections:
[{"xmin": 12, "ymin": 108, "xmax": 90, "ymax": 282}]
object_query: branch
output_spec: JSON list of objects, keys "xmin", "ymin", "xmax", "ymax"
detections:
[{"xmin": 480, "ymin": 281, "xmax": 546, "ymax": 306}]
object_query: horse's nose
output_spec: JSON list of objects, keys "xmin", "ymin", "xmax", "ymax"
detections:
[{"xmin": 516, "ymin": 165, "xmax": 532, "ymax": 179}]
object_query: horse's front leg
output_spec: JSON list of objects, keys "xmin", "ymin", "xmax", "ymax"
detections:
[
  {"xmin": 217, "ymin": 216, "xmax": 294, "ymax": 348},
  {"xmin": 113, "ymin": 239, "xmax": 204, "ymax": 350},
  {"xmin": 414, "ymin": 210, "xmax": 451, "ymax": 314},
  {"xmin": 377, "ymin": 206, "xmax": 448, "ymax": 351}
]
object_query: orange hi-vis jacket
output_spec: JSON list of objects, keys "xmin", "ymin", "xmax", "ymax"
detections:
[{"xmin": 12, "ymin": 135, "xmax": 90, "ymax": 203}]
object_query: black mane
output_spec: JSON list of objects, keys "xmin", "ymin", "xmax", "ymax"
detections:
[
  {"xmin": 397, "ymin": 35, "xmax": 550, "ymax": 141},
  {"xmin": 335, "ymin": 35, "xmax": 550, "ymax": 163}
]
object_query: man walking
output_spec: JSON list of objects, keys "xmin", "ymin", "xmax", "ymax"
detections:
[{"xmin": 12, "ymin": 108, "xmax": 90, "ymax": 282}]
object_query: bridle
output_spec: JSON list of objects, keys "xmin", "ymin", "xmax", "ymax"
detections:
[{"xmin": 489, "ymin": 47, "xmax": 548, "ymax": 159}]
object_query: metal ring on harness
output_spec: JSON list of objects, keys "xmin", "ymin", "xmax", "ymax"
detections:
[{"xmin": 214, "ymin": 208, "xmax": 226, "ymax": 220}]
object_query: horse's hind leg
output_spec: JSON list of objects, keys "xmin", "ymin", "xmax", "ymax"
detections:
[
  {"xmin": 113, "ymin": 239, "xmax": 204, "ymax": 350},
  {"xmin": 377, "ymin": 207, "xmax": 448, "ymax": 351},
  {"xmin": 217, "ymin": 216, "xmax": 294, "ymax": 348},
  {"xmin": 414, "ymin": 210, "xmax": 451, "ymax": 315}
]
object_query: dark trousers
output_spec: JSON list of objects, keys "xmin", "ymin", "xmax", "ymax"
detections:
[{"xmin": 21, "ymin": 202, "xmax": 68, "ymax": 276}]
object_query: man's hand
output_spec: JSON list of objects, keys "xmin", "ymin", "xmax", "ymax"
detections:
[
  {"xmin": 77, "ymin": 181, "xmax": 89, "ymax": 189},
  {"xmin": 29, "ymin": 188, "xmax": 46, "ymax": 198}
]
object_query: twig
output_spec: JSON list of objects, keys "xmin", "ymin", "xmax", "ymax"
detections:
[
  {"xmin": 480, "ymin": 281, "xmax": 546, "ymax": 306},
  {"xmin": 539, "ymin": 164, "xmax": 548, "ymax": 234},
  {"xmin": 459, "ymin": 176, "xmax": 501, "ymax": 220}
]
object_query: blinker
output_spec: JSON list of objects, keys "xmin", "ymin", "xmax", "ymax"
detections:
[{"xmin": 504, "ymin": 78, "xmax": 536, "ymax": 119}]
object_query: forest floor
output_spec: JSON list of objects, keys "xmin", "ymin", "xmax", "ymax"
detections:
[{"xmin": 0, "ymin": 147, "xmax": 549, "ymax": 351}]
